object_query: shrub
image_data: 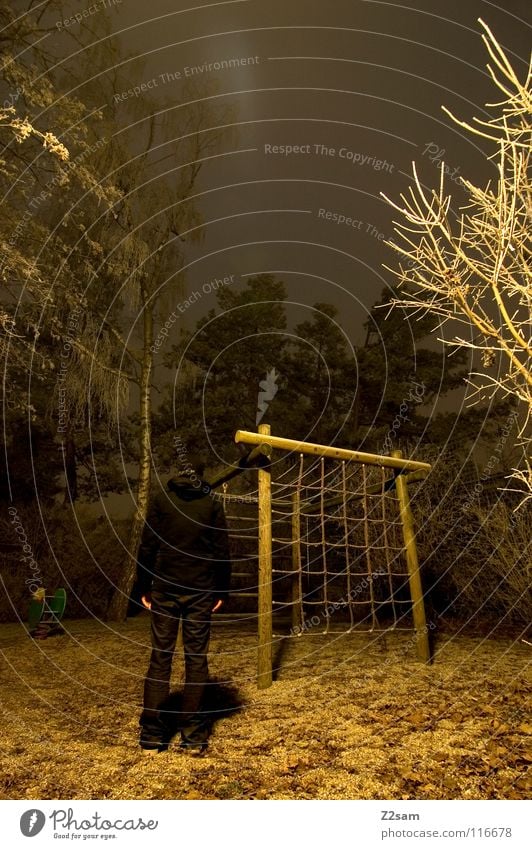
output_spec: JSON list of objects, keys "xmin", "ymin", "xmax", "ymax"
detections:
[{"xmin": 411, "ymin": 448, "xmax": 531, "ymax": 626}]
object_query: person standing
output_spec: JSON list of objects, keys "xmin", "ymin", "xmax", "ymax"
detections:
[{"xmin": 135, "ymin": 454, "xmax": 231, "ymax": 754}]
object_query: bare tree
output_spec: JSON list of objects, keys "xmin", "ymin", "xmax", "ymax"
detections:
[{"xmin": 382, "ymin": 20, "xmax": 531, "ymax": 504}]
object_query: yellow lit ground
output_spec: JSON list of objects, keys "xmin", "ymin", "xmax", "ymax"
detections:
[{"xmin": 0, "ymin": 618, "xmax": 530, "ymax": 800}]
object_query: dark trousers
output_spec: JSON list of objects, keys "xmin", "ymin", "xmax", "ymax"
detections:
[{"xmin": 140, "ymin": 588, "xmax": 213, "ymax": 747}]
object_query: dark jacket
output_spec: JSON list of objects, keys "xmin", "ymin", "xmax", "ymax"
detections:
[{"xmin": 135, "ymin": 476, "xmax": 231, "ymax": 598}]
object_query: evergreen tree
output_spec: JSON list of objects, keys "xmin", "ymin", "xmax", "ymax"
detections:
[
  {"xmin": 159, "ymin": 275, "xmax": 288, "ymax": 464},
  {"xmin": 282, "ymin": 302, "xmax": 357, "ymax": 445},
  {"xmin": 353, "ymin": 288, "xmax": 469, "ymax": 452}
]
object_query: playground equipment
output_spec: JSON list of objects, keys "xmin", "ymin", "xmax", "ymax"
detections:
[
  {"xmin": 28, "ymin": 588, "xmax": 67, "ymax": 639},
  {"xmin": 220, "ymin": 425, "xmax": 432, "ymax": 688}
]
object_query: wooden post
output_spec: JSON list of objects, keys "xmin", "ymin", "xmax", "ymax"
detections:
[
  {"xmin": 291, "ymin": 489, "xmax": 303, "ymax": 632},
  {"xmin": 235, "ymin": 430, "xmax": 431, "ymax": 474},
  {"xmin": 392, "ymin": 450, "xmax": 431, "ymax": 664},
  {"xmin": 257, "ymin": 423, "xmax": 273, "ymax": 688}
]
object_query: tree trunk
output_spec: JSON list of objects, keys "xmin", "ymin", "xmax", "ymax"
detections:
[
  {"xmin": 62, "ymin": 425, "xmax": 78, "ymax": 505},
  {"xmin": 107, "ymin": 296, "xmax": 153, "ymax": 621}
]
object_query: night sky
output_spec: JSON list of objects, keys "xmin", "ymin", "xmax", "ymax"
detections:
[{"xmin": 51, "ymin": 0, "xmax": 530, "ymax": 337}]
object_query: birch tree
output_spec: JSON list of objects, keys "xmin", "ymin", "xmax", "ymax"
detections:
[{"xmin": 106, "ymin": 94, "xmax": 231, "ymax": 621}]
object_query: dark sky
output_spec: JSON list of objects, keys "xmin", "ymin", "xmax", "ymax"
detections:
[
  {"xmin": 67, "ymin": 0, "xmax": 528, "ymax": 391},
  {"xmin": 49, "ymin": 0, "xmax": 530, "ymax": 341},
  {"xmin": 71, "ymin": 0, "xmax": 530, "ymax": 339},
  {"xmin": 50, "ymin": 2, "xmax": 530, "ymax": 404}
]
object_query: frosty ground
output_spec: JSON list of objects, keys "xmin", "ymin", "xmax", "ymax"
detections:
[{"xmin": 0, "ymin": 617, "xmax": 530, "ymax": 800}]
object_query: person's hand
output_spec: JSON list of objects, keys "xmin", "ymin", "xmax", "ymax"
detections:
[
  {"xmin": 212, "ymin": 598, "xmax": 224, "ymax": 613},
  {"xmin": 141, "ymin": 592, "xmax": 152, "ymax": 611}
]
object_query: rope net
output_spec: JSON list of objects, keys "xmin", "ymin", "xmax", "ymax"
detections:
[{"xmin": 221, "ymin": 453, "xmax": 415, "ymax": 634}]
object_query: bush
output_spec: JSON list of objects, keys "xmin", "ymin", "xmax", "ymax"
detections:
[
  {"xmin": 448, "ymin": 503, "xmax": 531, "ymax": 627},
  {"xmin": 411, "ymin": 447, "xmax": 531, "ymax": 627}
]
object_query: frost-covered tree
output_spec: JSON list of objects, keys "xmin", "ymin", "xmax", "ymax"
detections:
[{"xmin": 383, "ymin": 20, "xmax": 531, "ymax": 504}]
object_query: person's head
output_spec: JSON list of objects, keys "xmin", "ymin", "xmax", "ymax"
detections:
[{"xmin": 174, "ymin": 450, "xmax": 206, "ymax": 480}]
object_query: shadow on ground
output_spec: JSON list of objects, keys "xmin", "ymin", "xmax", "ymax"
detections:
[{"xmin": 159, "ymin": 680, "xmax": 245, "ymax": 741}]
